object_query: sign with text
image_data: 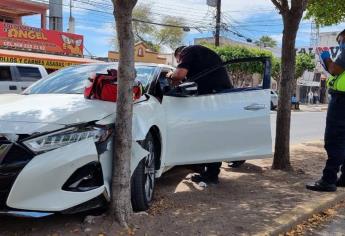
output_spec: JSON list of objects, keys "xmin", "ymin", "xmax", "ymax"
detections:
[
  {"xmin": 0, "ymin": 55, "xmax": 81, "ymax": 70},
  {"xmin": 0, "ymin": 22, "xmax": 83, "ymax": 57},
  {"xmin": 297, "ymin": 46, "xmax": 341, "ymax": 59}
]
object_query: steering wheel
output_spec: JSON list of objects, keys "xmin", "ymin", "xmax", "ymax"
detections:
[{"xmin": 159, "ymin": 76, "xmax": 172, "ymax": 93}]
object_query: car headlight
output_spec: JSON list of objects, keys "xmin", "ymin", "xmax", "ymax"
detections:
[{"xmin": 23, "ymin": 126, "xmax": 112, "ymax": 153}]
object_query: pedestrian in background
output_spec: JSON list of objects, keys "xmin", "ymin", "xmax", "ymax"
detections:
[
  {"xmin": 308, "ymin": 90, "xmax": 313, "ymax": 104},
  {"xmin": 306, "ymin": 29, "xmax": 345, "ymax": 192},
  {"xmin": 291, "ymin": 94, "xmax": 299, "ymax": 110},
  {"xmin": 313, "ymin": 90, "xmax": 318, "ymax": 104}
]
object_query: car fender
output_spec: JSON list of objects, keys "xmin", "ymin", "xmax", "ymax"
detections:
[{"xmin": 96, "ymin": 95, "xmax": 165, "ymax": 174}]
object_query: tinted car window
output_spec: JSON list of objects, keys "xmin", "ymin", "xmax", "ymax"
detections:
[
  {"xmin": 25, "ymin": 64, "xmax": 157, "ymax": 94},
  {"xmin": 0, "ymin": 66, "xmax": 12, "ymax": 81},
  {"xmin": 17, "ymin": 66, "xmax": 42, "ymax": 81}
]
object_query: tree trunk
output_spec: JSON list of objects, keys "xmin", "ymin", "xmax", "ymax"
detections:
[
  {"xmin": 110, "ymin": 0, "xmax": 138, "ymax": 227},
  {"xmin": 272, "ymin": 14, "xmax": 302, "ymax": 170}
]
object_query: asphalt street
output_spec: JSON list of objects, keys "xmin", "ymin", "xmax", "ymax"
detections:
[{"xmin": 270, "ymin": 111, "xmax": 326, "ymax": 145}]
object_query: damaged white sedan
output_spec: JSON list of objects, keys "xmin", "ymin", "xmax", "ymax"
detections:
[{"xmin": 0, "ymin": 58, "xmax": 272, "ymax": 217}]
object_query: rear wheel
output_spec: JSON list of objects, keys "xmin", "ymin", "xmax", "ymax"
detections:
[{"xmin": 131, "ymin": 132, "xmax": 156, "ymax": 212}]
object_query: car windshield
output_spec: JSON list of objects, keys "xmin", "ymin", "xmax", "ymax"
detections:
[{"xmin": 25, "ymin": 64, "xmax": 157, "ymax": 94}]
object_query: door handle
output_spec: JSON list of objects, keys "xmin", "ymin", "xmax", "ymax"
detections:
[
  {"xmin": 21, "ymin": 87, "xmax": 27, "ymax": 91},
  {"xmin": 9, "ymin": 85, "xmax": 17, "ymax": 90},
  {"xmin": 244, "ymin": 104, "xmax": 266, "ymax": 111}
]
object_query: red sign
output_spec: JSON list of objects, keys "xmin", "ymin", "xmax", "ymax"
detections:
[{"xmin": 0, "ymin": 22, "xmax": 83, "ymax": 57}]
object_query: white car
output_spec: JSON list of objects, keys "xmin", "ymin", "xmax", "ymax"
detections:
[
  {"xmin": 0, "ymin": 63, "xmax": 48, "ymax": 94},
  {"xmin": 0, "ymin": 58, "xmax": 272, "ymax": 217},
  {"xmin": 271, "ymin": 90, "xmax": 278, "ymax": 110}
]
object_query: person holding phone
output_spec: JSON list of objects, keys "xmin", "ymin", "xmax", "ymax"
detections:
[{"xmin": 307, "ymin": 29, "xmax": 345, "ymax": 192}]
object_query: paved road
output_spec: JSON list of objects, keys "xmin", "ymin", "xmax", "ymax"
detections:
[{"xmin": 271, "ymin": 111, "xmax": 326, "ymax": 145}]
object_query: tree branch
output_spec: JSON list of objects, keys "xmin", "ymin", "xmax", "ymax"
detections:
[
  {"xmin": 271, "ymin": 0, "xmax": 283, "ymax": 12},
  {"xmin": 271, "ymin": 0, "xmax": 289, "ymax": 14}
]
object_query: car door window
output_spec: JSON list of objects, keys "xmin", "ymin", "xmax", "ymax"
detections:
[
  {"xmin": 0, "ymin": 66, "xmax": 12, "ymax": 81},
  {"xmin": 16, "ymin": 66, "xmax": 42, "ymax": 81},
  {"xmin": 228, "ymin": 62, "xmax": 263, "ymax": 88}
]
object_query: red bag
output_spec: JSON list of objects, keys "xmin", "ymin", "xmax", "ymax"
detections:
[{"xmin": 84, "ymin": 69, "xmax": 143, "ymax": 102}]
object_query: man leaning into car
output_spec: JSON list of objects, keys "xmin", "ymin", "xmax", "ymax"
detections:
[{"xmin": 167, "ymin": 45, "xmax": 233, "ymax": 184}]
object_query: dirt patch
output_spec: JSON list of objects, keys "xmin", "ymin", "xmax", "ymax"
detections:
[{"xmin": 0, "ymin": 141, "xmax": 330, "ymax": 236}]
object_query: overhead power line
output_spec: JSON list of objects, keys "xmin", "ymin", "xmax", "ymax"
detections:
[{"xmin": 33, "ymin": 0, "xmax": 204, "ymax": 31}]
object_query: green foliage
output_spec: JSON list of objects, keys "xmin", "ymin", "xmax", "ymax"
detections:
[
  {"xmin": 295, "ymin": 53, "xmax": 315, "ymax": 79},
  {"xmin": 306, "ymin": 0, "xmax": 345, "ymax": 26},
  {"xmin": 271, "ymin": 57, "xmax": 281, "ymax": 80},
  {"xmin": 206, "ymin": 44, "xmax": 274, "ymax": 74},
  {"xmin": 132, "ymin": 3, "xmax": 155, "ymax": 42},
  {"xmin": 131, "ymin": 3, "xmax": 185, "ymax": 51},
  {"xmin": 202, "ymin": 44, "xmax": 277, "ymax": 87},
  {"xmin": 202, "ymin": 44, "xmax": 314, "ymax": 87},
  {"xmin": 255, "ymin": 36, "xmax": 278, "ymax": 48},
  {"xmin": 155, "ymin": 17, "xmax": 185, "ymax": 50}
]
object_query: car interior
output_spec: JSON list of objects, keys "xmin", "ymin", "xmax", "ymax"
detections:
[
  {"xmin": 147, "ymin": 57, "xmax": 271, "ymax": 102},
  {"xmin": 0, "ymin": 67, "xmax": 12, "ymax": 81}
]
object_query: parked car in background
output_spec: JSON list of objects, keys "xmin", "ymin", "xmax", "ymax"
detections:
[
  {"xmin": 0, "ymin": 57, "xmax": 272, "ymax": 217},
  {"xmin": 271, "ymin": 90, "xmax": 278, "ymax": 110},
  {"xmin": 0, "ymin": 63, "xmax": 48, "ymax": 94}
]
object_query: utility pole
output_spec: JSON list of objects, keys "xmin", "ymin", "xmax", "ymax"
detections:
[
  {"xmin": 67, "ymin": 0, "xmax": 75, "ymax": 33},
  {"xmin": 215, "ymin": 0, "xmax": 221, "ymax": 46}
]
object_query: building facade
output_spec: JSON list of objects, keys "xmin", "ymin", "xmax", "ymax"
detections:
[
  {"xmin": 296, "ymin": 31, "xmax": 342, "ymax": 103},
  {"xmin": 108, "ymin": 42, "xmax": 167, "ymax": 64},
  {"xmin": 0, "ymin": 0, "xmax": 98, "ymax": 73}
]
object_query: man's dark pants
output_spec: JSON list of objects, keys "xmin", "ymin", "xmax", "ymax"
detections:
[
  {"xmin": 196, "ymin": 162, "xmax": 222, "ymax": 180},
  {"xmin": 323, "ymin": 93, "xmax": 345, "ymax": 184}
]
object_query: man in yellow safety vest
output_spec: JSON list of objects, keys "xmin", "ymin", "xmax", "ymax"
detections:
[{"xmin": 307, "ymin": 29, "xmax": 345, "ymax": 192}]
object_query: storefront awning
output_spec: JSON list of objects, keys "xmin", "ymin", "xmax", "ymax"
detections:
[{"xmin": 0, "ymin": 49, "xmax": 100, "ymax": 70}]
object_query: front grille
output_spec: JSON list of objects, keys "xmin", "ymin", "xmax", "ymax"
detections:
[
  {"xmin": 1, "ymin": 144, "xmax": 33, "ymax": 165},
  {"xmin": 0, "ymin": 141, "xmax": 34, "ymax": 209}
]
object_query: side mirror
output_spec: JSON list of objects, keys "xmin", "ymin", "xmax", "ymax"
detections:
[{"xmin": 166, "ymin": 82, "xmax": 198, "ymax": 97}]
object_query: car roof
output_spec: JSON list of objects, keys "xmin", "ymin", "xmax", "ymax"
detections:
[
  {"xmin": 0, "ymin": 63, "xmax": 45, "ymax": 68},
  {"xmin": 76, "ymin": 62, "xmax": 174, "ymax": 69}
]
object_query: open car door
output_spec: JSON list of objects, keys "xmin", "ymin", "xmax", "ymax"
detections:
[{"xmin": 162, "ymin": 57, "xmax": 272, "ymax": 166}]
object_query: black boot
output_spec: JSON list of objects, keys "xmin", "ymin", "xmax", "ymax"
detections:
[
  {"xmin": 191, "ymin": 173, "xmax": 219, "ymax": 184},
  {"xmin": 306, "ymin": 179, "xmax": 337, "ymax": 192}
]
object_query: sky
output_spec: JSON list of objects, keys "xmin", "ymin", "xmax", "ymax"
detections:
[{"xmin": 23, "ymin": 0, "xmax": 345, "ymax": 57}]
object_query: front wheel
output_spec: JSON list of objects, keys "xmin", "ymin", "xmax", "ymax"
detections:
[{"xmin": 131, "ymin": 132, "xmax": 156, "ymax": 212}]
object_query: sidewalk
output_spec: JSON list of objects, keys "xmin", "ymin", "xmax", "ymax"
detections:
[
  {"xmin": 298, "ymin": 104, "xmax": 328, "ymax": 112},
  {"xmin": 0, "ymin": 141, "xmax": 343, "ymax": 236}
]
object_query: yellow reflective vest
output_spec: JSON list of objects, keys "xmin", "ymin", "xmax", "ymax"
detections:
[{"xmin": 327, "ymin": 72, "xmax": 345, "ymax": 92}]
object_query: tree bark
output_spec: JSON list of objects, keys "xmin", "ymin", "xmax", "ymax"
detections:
[
  {"xmin": 110, "ymin": 0, "xmax": 138, "ymax": 227},
  {"xmin": 272, "ymin": 0, "xmax": 307, "ymax": 170}
]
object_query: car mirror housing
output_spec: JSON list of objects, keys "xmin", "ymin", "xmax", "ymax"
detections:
[{"xmin": 165, "ymin": 82, "xmax": 198, "ymax": 97}]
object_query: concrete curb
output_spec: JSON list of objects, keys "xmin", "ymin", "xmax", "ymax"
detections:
[{"xmin": 254, "ymin": 190, "xmax": 345, "ymax": 236}]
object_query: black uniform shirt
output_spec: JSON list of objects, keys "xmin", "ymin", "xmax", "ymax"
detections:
[{"xmin": 177, "ymin": 45, "xmax": 233, "ymax": 94}]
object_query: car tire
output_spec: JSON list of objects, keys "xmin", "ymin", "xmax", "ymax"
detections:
[
  {"xmin": 131, "ymin": 132, "xmax": 156, "ymax": 212},
  {"xmin": 270, "ymin": 102, "xmax": 274, "ymax": 110},
  {"xmin": 228, "ymin": 160, "xmax": 246, "ymax": 168}
]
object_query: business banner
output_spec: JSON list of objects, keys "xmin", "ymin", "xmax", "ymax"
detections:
[
  {"xmin": 0, "ymin": 22, "xmax": 83, "ymax": 57},
  {"xmin": 0, "ymin": 55, "xmax": 80, "ymax": 70},
  {"xmin": 297, "ymin": 46, "xmax": 341, "ymax": 59}
]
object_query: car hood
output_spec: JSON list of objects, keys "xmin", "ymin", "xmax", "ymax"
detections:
[{"xmin": 0, "ymin": 94, "xmax": 116, "ymax": 127}]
